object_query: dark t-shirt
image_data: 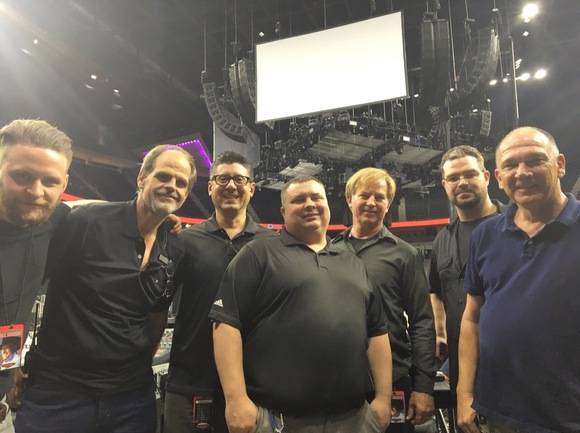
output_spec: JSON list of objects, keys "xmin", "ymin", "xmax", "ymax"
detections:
[
  {"xmin": 36, "ymin": 200, "xmax": 184, "ymax": 395},
  {"xmin": 209, "ymin": 229, "xmax": 387, "ymax": 416}
]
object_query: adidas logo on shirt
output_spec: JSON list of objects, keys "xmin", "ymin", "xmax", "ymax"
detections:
[{"xmin": 213, "ymin": 299, "xmax": 223, "ymax": 307}]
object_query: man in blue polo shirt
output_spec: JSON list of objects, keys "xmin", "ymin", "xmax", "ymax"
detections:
[{"xmin": 457, "ymin": 127, "xmax": 580, "ymax": 433}]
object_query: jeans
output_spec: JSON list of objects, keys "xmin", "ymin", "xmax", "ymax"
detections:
[
  {"xmin": 253, "ymin": 402, "xmax": 385, "ymax": 433},
  {"xmin": 14, "ymin": 382, "xmax": 156, "ymax": 433}
]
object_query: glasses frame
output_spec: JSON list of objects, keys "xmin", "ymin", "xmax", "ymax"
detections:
[
  {"xmin": 211, "ymin": 175, "xmax": 252, "ymax": 186},
  {"xmin": 162, "ymin": 259, "xmax": 175, "ymax": 298},
  {"xmin": 443, "ymin": 171, "xmax": 482, "ymax": 185}
]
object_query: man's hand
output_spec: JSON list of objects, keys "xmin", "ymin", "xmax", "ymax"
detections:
[
  {"xmin": 369, "ymin": 395, "xmax": 391, "ymax": 431},
  {"xmin": 406, "ymin": 391, "xmax": 434, "ymax": 425},
  {"xmin": 165, "ymin": 214, "xmax": 183, "ymax": 234},
  {"xmin": 457, "ymin": 391, "xmax": 480, "ymax": 433},
  {"xmin": 435, "ymin": 336, "xmax": 448, "ymax": 363},
  {"xmin": 225, "ymin": 396, "xmax": 258, "ymax": 433}
]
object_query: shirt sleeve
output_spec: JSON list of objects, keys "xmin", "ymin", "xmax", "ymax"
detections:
[
  {"xmin": 366, "ymin": 275, "xmax": 389, "ymax": 338},
  {"xmin": 401, "ymin": 249, "xmax": 436, "ymax": 394},
  {"xmin": 208, "ymin": 244, "xmax": 263, "ymax": 331},
  {"xmin": 44, "ymin": 205, "xmax": 90, "ymax": 280},
  {"xmin": 464, "ymin": 226, "xmax": 485, "ymax": 296},
  {"xmin": 428, "ymin": 244, "xmax": 442, "ymax": 296}
]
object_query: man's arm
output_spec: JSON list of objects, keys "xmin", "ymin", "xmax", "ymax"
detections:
[
  {"xmin": 430, "ymin": 293, "xmax": 448, "ymax": 362},
  {"xmin": 213, "ymin": 322, "xmax": 257, "ymax": 433},
  {"xmin": 402, "ymin": 251, "xmax": 436, "ymax": 424},
  {"xmin": 367, "ymin": 333, "xmax": 392, "ymax": 430},
  {"xmin": 456, "ymin": 294, "xmax": 484, "ymax": 433},
  {"xmin": 147, "ymin": 310, "xmax": 168, "ymax": 356}
]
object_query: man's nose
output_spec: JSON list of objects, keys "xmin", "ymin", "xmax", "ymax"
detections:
[
  {"xmin": 515, "ymin": 162, "xmax": 532, "ymax": 177},
  {"xmin": 27, "ymin": 180, "xmax": 44, "ymax": 197},
  {"xmin": 304, "ymin": 197, "xmax": 315, "ymax": 207}
]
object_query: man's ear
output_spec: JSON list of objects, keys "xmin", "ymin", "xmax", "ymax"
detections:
[
  {"xmin": 62, "ymin": 174, "xmax": 69, "ymax": 193},
  {"xmin": 137, "ymin": 175, "xmax": 146, "ymax": 191},
  {"xmin": 280, "ymin": 206, "xmax": 285, "ymax": 218}
]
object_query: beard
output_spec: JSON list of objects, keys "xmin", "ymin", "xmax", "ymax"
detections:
[
  {"xmin": 145, "ymin": 188, "xmax": 181, "ymax": 216},
  {"xmin": 451, "ymin": 189, "xmax": 483, "ymax": 209},
  {"xmin": 0, "ymin": 186, "xmax": 57, "ymax": 227}
]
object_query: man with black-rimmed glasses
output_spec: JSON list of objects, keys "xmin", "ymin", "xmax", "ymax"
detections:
[
  {"xmin": 16, "ymin": 144, "xmax": 196, "ymax": 433},
  {"xmin": 164, "ymin": 151, "xmax": 276, "ymax": 433}
]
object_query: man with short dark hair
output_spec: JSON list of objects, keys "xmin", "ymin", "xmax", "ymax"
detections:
[
  {"xmin": 0, "ymin": 119, "xmax": 72, "ymax": 430},
  {"xmin": 210, "ymin": 175, "xmax": 392, "ymax": 433},
  {"xmin": 333, "ymin": 167, "xmax": 436, "ymax": 433},
  {"xmin": 16, "ymin": 144, "xmax": 196, "ymax": 433},
  {"xmin": 164, "ymin": 151, "xmax": 276, "ymax": 433},
  {"xmin": 457, "ymin": 127, "xmax": 580, "ymax": 433},
  {"xmin": 429, "ymin": 145, "xmax": 504, "ymax": 402}
]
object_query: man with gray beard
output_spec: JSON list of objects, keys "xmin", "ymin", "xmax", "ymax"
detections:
[
  {"xmin": 16, "ymin": 145, "xmax": 196, "ymax": 433},
  {"xmin": 429, "ymin": 146, "xmax": 504, "ymax": 404}
]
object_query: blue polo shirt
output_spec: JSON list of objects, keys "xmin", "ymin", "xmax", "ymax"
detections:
[{"xmin": 464, "ymin": 193, "xmax": 580, "ymax": 433}]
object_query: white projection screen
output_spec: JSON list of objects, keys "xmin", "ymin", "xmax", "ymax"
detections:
[{"xmin": 255, "ymin": 11, "xmax": 407, "ymax": 123}]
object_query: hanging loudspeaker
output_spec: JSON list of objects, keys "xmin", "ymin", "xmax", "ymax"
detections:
[
  {"xmin": 419, "ymin": 19, "xmax": 451, "ymax": 108},
  {"xmin": 450, "ymin": 27, "xmax": 500, "ymax": 111},
  {"xmin": 202, "ymin": 81, "xmax": 247, "ymax": 143}
]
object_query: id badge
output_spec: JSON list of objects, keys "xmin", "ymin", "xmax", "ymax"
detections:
[
  {"xmin": 391, "ymin": 390, "xmax": 406, "ymax": 423},
  {"xmin": 0, "ymin": 324, "xmax": 24, "ymax": 370}
]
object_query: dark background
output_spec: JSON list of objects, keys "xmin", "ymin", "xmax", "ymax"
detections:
[{"xmin": 2, "ymin": 0, "xmax": 579, "ymax": 224}]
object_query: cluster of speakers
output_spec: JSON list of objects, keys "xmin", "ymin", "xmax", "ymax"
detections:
[
  {"xmin": 419, "ymin": 19, "xmax": 451, "ymax": 109},
  {"xmin": 202, "ymin": 81, "xmax": 247, "ymax": 143},
  {"xmin": 449, "ymin": 27, "xmax": 500, "ymax": 111}
]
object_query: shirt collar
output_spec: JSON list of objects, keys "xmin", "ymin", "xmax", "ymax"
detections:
[
  {"xmin": 500, "ymin": 193, "xmax": 580, "ymax": 232},
  {"xmin": 334, "ymin": 225, "xmax": 397, "ymax": 245},
  {"xmin": 205, "ymin": 212, "xmax": 261, "ymax": 235},
  {"xmin": 280, "ymin": 228, "xmax": 341, "ymax": 254},
  {"xmin": 120, "ymin": 198, "xmax": 141, "ymax": 238}
]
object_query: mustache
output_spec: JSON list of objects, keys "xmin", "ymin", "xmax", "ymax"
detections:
[{"xmin": 155, "ymin": 188, "xmax": 179, "ymax": 200}]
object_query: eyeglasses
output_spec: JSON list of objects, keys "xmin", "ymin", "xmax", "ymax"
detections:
[
  {"xmin": 163, "ymin": 259, "xmax": 175, "ymax": 298},
  {"xmin": 212, "ymin": 175, "xmax": 251, "ymax": 186},
  {"xmin": 444, "ymin": 171, "xmax": 481, "ymax": 185}
]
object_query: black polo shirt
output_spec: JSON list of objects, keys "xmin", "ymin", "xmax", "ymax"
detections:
[
  {"xmin": 209, "ymin": 229, "xmax": 387, "ymax": 416},
  {"xmin": 36, "ymin": 199, "xmax": 184, "ymax": 395},
  {"xmin": 428, "ymin": 200, "xmax": 504, "ymax": 391},
  {"xmin": 165, "ymin": 214, "xmax": 277, "ymax": 397},
  {"xmin": 0, "ymin": 203, "xmax": 69, "ymax": 395},
  {"xmin": 333, "ymin": 226, "xmax": 436, "ymax": 395}
]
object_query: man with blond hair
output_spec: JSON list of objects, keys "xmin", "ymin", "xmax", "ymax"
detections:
[
  {"xmin": 333, "ymin": 167, "xmax": 436, "ymax": 433},
  {"xmin": 0, "ymin": 119, "xmax": 72, "ymax": 431}
]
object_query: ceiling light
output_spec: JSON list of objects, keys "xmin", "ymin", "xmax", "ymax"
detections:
[
  {"xmin": 91, "ymin": 74, "xmax": 97, "ymax": 80},
  {"xmin": 503, "ymin": 77, "xmax": 509, "ymax": 83},
  {"xmin": 84, "ymin": 84, "xmax": 95, "ymax": 90},
  {"xmin": 20, "ymin": 48, "xmax": 33, "ymax": 56},
  {"xmin": 523, "ymin": 31, "xmax": 530, "ymax": 37},
  {"xmin": 258, "ymin": 31, "xmax": 265, "ymax": 37},
  {"xmin": 413, "ymin": 94, "xmax": 419, "ymax": 98},
  {"xmin": 522, "ymin": 4, "xmax": 539, "ymax": 21},
  {"xmin": 33, "ymin": 39, "xmax": 38, "ymax": 45},
  {"xmin": 113, "ymin": 89, "xmax": 120, "ymax": 94},
  {"xmin": 534, "ymin": 69, "xmax": 547, "ymax": 79},
  {"xmin": 519, "ymin": 72, "xmax": 531, "ymax": 81},
  {"xmin": 489, "ymin": 79, "xmax": 497, "ymax": 85}
]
